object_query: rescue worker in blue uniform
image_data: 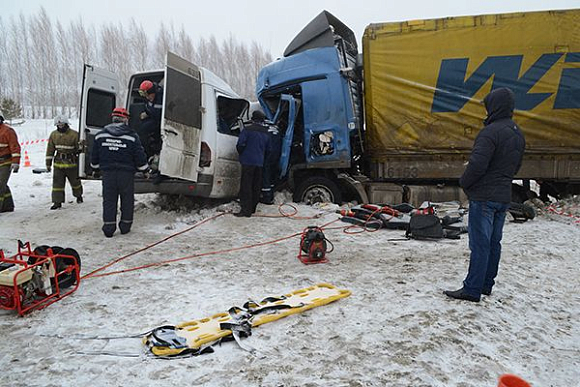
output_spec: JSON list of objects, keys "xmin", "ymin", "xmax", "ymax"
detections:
[
  {"xmin": 260, "ymin": 121, "xmax": 282, "ymax": 205},
  {"xmin": 138, "ymin": 80, "xmax": 163, "ymax": 159},
  {"xmin": 235, "ymin": 110, "xmax": 272, "ymax": 217},
  {"xmin": 91, "ymin": 108, "xmax": 148, "ymax": 237}
]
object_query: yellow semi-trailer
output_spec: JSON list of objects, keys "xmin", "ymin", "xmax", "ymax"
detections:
[
  {"xmin": 364, "ymin": 9, "xmax": 580, "ymax": 198},
  {"xmin": 257, "ymin": 9, "xmax": 580, "ymax": 204}
]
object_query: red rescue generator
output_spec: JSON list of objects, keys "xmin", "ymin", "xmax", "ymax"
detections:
[{"xmin": 0, "ymin": 241, "xmax": 81, "ymax": 316}]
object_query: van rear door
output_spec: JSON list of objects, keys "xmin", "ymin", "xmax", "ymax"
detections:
[
  {"xmin": 79, "ymin": 64, "xmax": 120, "ymax": 178},
  {"xmin": 158, "ymin": 52, "xmax": 203, "ymax": 182}
]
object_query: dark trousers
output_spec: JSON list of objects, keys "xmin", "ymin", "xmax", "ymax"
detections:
[
  {"xmin": 261, "ymin": 161, "xmax": 277, "ymax": 204},
  {"xmin": 52, "ymin": 167, "xmax": 83, "ymax": 203},
  {"xmin": 463, "ymin": 200, "xmax": 509, "ymax": 297},
  {"xmin": 0, "ymin": 165, "xmax": 14, "ymax": 212},
  {"xmin": 101, "ymin": 170, "xmax": 135, "ymax": 236},
  {"xmin": 239, "ymin": 165, "xmax": 263, "ymax": 216},
  {"xmin": 139, "ymin": 119, "xmax": 161, "ymax": 159}
]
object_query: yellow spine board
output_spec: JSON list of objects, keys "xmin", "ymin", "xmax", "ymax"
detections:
[{"xmin": 144, "ymin": 283, "xmax": 351, "ymax": 357}]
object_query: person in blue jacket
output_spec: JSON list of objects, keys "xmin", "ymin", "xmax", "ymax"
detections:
[
  {"xmin": 91, "ymin": 108, "xmax": 149, "ymax": 237},
  {"xmin": 235, "ymin": 110, "xmax": 272, "ymax": 217},
  {"xmin": 260, "ymin": 121, "xmax": 282, "ymax": 205},
  {"xmin": 138, "ymin": 80, "xmax": 163, "ymax": 159},
  {"xmin": 445, "ymin": 87, "xmax": 525, "ymax": 302}
]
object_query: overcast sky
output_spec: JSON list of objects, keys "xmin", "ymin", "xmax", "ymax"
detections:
[{"xmin": 4, "ymin": 0, "xmax": 579, "ymax": 57}]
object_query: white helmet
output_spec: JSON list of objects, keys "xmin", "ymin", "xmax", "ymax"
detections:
[{"xmin": 54, "ymin": 115, "xmax": 70, "ymax": 126}]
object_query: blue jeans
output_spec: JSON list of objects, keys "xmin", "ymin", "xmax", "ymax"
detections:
[{"xmin": 463, "ymin": 200, "xmax": 510, "ymax": 297}]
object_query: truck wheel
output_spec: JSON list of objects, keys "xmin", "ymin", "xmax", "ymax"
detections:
[{"xmin": 294, "ymin": 176, "xmax": 342, "ymax": 205}]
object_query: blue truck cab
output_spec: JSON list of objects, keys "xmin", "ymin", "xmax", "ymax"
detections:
[{"xmin": 256, "ymin": 11, "xmax": 366, "ymax": 204}]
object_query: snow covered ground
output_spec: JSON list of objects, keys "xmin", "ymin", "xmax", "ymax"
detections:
[{"xmin": 1, "ymin": 120, "xmax": 579, "ymax": 387}]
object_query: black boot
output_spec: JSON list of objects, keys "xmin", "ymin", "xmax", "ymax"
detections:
[
  {"xmin": 76, "ymin": 196, "xmax": 83, "ymax": 203},
  {"xmin": 50, "ymin": 203, "xmax": 62, "ymax": 210},
  {"xmin": 443, "ymin": 288, "xmax": 480, "ymax": 302}
]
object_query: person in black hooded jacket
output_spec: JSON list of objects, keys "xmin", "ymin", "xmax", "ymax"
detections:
[{"xmin": 445, "ymin": 87, "xmax": 525, "ymax": 302}]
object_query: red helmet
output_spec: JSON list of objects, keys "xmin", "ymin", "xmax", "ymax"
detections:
[
  {"xmin": 111, "ymin": 107, "xmax": 130, "ymax": 118},
  {"xmin": 139, "ymin": 80, "xmax": 155, "ymax": 94}
]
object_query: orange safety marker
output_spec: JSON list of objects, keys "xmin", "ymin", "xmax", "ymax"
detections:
[
  {"xmin": 498, "ymin": 374, "xmax": 531, "ymax": 387},
  {"xmin": 23, "ymin": 150, "xmax": 31, "ymax": 167}
]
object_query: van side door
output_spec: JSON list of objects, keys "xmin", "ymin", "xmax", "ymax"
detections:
[
  {"xmin": 158, "ymin": 52, "xmax": 203, "ymax": 182},
  {"xmin": 79, "ymin": 64, "xmax": 120, "ymax": 178}
]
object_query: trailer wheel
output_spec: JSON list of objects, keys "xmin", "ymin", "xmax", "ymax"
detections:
[
  {"xmin": 294, "ymin": 176, "xmax": 342, "ymax": 205},
  {"xmin": 28, "ymin": 245, "xmax": 62, "ymax": 265},
  {"xmin": 54, "ymin": 248, "xmax": 81, "ymax": 289}
]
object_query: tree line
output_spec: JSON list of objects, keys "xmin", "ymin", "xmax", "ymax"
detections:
[{"xmin": 0, "ymin": 7, "xmax": 273, "ymax": 119}]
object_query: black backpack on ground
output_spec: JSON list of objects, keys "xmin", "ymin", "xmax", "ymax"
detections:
[{"xmin": 406, "ymin": 214, "xmax": 444, "ymax": 240}]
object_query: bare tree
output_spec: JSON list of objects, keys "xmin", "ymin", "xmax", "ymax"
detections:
[
  {"xmin": 0, "ymin": 17, "xmax": 7, "ymax": 99},
  {"xmin": 129, "ymin": 19, "xmax": 149, "ymax": 71},
  {"xmin": 153, "ymin": 22, "xmax": 176, "ymax": 68},
  {"xmin": 3, "ymin": 8, "xmax": 273, "ymax": 118},
  {"xmin": 31, "ymin": 8, "xmax": 58, "ymax": 117},
  {"xmin": 8, "ymin": 15, "xmax": 29, "ymax": 116},
  {"xmin": 176, "ymin": 26, "xmax": 195, "ymax": 63}
]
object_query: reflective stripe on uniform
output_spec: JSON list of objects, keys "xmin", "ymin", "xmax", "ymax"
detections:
[
  {"xmin": 95, "ymin": 133, "xmax": 136, "ymax": 142},
  {"xmin": 55, "ymin": 145, "xmax": 76, "ymax": 150},
  {"xmin": 54, "ymin": 163, "xmax": 78, "ymax": 168},
  {"xmin": 120, "ymin": 219, "xmax": 133, "ymax": 223},
  {"xmin": 52, "ymin": 187, "xmax": 65, "ymax": 192}
]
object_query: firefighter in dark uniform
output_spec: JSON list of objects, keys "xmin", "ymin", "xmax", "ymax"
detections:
[
  {"xmin": 235, "ymin": 110, "xmax": 272, "ymax": 217},
  {"xmin": 0, "ymin": 110, "xmax": 20, "ymax": 213},
  {"xmin": 91, "ymin": 108, "xmax": 148, "ymax": 237},
  {"xmin": 138, "ymin": 80, "xmax": 163, "ymax": 160},
  {"xmin": 46, "ymin": 115, "xmax": 83, "ymax": 210}
]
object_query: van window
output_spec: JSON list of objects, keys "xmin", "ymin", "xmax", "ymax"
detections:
[
  {"xmin": 86, "ymin": 89, "xmax": 115, "ymax": 128},
  {"xmin": 165, "ymin": 67, "xmax": 202, "ymax": 128},
  {"xmin": 217, "ymin": 96, "xmax": 249, "ymax": 137}
]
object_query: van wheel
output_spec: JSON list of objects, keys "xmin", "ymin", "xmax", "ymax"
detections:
[{"xmin": 294, "ymin": 176, "xmax": 342, "ymax": 205}]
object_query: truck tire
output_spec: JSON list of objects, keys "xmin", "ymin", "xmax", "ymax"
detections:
[
  {"xmin": 294, "ymin": 176, "xmax": 342, "ymax": 205},
  {"xmin": 509, "ymin": 202, "xmax": 537, "ymax": 221}
]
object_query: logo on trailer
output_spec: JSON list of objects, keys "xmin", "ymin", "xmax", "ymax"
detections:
[{"xmin": 431, "ymin": 52, "xmax": 580, "ymax": 112}]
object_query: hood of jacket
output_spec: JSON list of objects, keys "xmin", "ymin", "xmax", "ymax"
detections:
[
  {"xmin": 104, "ymin": 122, "xmax": 133, "ymax": 137},
  {"xmin": 483, "ymin": 87, "xmax": 515, "ymax": 125}
]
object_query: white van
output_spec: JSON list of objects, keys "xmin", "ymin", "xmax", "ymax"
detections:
[{"xmin": 79, "ymin": 52, "xmax": 249, "ymax": 198}]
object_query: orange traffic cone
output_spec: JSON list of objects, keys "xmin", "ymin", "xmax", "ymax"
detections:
[
  {"xmin": 498, "ymin": 374, "xmax": 531, "ymax": 387},
  {"xmin": 24, "ymin": 150, "xmax": 31, "ymax": 167}
]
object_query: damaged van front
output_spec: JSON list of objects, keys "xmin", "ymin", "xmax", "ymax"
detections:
[{"xmin": 79, "ymin": 52, "xmax": 249, "ymax": 199}]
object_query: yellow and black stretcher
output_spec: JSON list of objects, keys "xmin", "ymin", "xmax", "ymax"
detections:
[{"xmin": 143, "ymin": 283, "xmax": 351, "ymax": 357}]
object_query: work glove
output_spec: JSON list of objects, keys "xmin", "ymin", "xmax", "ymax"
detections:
[
  {"xmin": 46, "ymin": 165, "xmax": 52, "ymax": 173},
  {"xmin": 140, "ymin": 112, "xmax": 148, "ymax": 120},
  {"xmin": 11, "ymin": 163, "xmax": 19, "ymax": 173}
]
